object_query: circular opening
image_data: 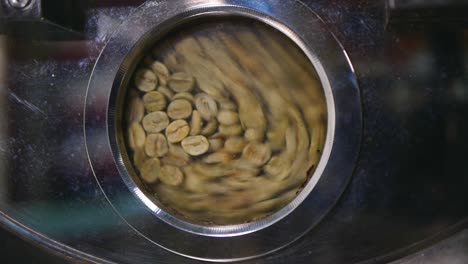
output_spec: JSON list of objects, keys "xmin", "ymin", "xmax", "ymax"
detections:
[{"xmin": 117, "ymin": 16, "xmax": 327, "ymax": 228}]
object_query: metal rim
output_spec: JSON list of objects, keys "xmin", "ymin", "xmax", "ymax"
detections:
[
  {"xmin": 84, "ymin": 0, "xmax": 361, "ymax": 261},
  {"xmin": 112, "ymin": 12, "xmax": 332, "ymax": 237}
]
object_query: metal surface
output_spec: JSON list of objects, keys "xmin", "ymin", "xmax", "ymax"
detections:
[
  {"xmin": 0, "ymin": 0, "xmax": 39, "ymax": 19},
  {"xmin": 1, "ymin": 0, "xmax": 468, "ymax": 263},
  {"xmin": 393, "ymin": 227, "xmax": 468, "ymax": 264},
  {"xmin": 386, "ymin": 0, "xmax": 468, "ymax": 28},
  {"xmin": 8, "ymin": 0, "xmax": 31, "ymax": 9},
  {"xmin": 0, "ymin": 0, "xmax": 89, "ymax": 39},
  {"xmin": 388, "ymin": 0, "xmax": 468, "ymax": 8},
  {"xmin": 85, "ymin": 0, "xmax": 360, "ymax": 260}
]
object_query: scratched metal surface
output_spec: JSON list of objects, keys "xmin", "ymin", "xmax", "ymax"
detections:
[{"xmin": 1, "ymin": 0, "xmax": 468, "ymax": 263}]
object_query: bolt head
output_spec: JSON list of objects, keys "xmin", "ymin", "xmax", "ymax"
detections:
[{"xmin": 8, "ymin": 0, "xmax": 31, "ymax": 9}]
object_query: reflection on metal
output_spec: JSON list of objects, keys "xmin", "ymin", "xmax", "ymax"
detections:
[
  {"xmin": 85, "ymin": 0, "xmax": 361, "ymax": 261},
  {"xmin": 389, "ymin": 0, "xmax": 468, "ymax": 9},
  {"xmin": 0, "ymin": 0, "xmax": 89, "ymax": 40},
  {"xmin": 1, "ymin": 0, "xmax": 468, "ymax": 263},
  {"xmin": 8, "ymin": 0, "xmax": 31, "ymax": 9},
  {"xmin": 0, "ymin": 36, "xmax": 7, "ymax": 204},
  {"xmin": 387, "ymin": 0, "xmax": 468, "ymax": 28}
]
